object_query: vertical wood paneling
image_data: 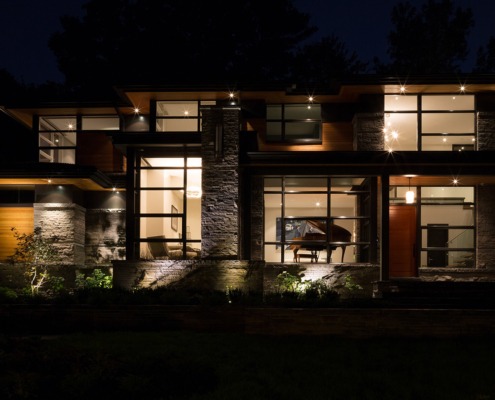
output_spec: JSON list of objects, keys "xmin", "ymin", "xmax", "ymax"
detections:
[{"xmin": 0, "ymin": 207, "xmax": 34, "ymax": 261}]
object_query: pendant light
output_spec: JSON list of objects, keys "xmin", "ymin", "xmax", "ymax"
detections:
[{"xmin": 405, "ymin": 177, "xmax": 415, "ymax": 204}]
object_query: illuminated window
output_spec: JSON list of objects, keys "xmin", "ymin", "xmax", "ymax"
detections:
[
  {"xmin": 155, "ymin": 101, "xmax": 215, "ymax": 132},
  {"xmin": 38, "ymin": 116, "xmax": 76, "ymax": 164},
  {"xmin": 384, "ymin": 95, "xmax": 476, "ymax": 151}
]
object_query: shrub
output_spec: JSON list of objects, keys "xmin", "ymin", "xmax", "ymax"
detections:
[
  {"xmin": 75, "ymin": 269, "xmax": 112, "ymax": 289},
  {"xmin": 9, "ymin": 227, "xmax": 60, "ymax": 295}
]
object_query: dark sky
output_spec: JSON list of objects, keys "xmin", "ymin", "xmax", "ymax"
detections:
[{"xmin": 1, "ymin": 0, "xmax": 494, "ymax": 85}]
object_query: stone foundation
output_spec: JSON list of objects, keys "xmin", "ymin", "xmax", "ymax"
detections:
[{"xmin": 113, "ymin": 260, "xmax": 379, "ymax": 297}]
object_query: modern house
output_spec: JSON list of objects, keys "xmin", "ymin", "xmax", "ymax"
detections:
[{"xmin": 1, "ymin": 75, "xmax": 495, "ymax": 295}]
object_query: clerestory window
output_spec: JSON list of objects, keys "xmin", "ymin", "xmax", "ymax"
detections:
[
  {"xmin": 266, "ymin": 104, "xmax": 322, "ymax": 144},
  {"xmin": 384, "ymin": 94, "xmax": 476, "ymax": 151}
]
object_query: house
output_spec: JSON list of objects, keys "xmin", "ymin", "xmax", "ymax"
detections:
[{"xmin": 1, "ymin": 75, "xmax": 495, "ymax": 295}]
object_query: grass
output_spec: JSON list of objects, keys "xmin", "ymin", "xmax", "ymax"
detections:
[{"xmin": 1, "ymin": 331, "xmax": 495, "ymax": 399}]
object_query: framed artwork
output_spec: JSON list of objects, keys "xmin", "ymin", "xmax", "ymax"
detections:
[{"xmin": 171, "ymin": 205, "xmax": 178, "ymax": 231}]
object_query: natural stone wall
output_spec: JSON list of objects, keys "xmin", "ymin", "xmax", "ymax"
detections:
[
  {"xmin": 85, "ymin": 209, "xmax": 126, "ymax": 264},
  {"xmin": 201, "ymin": 106, "xmax": 240, "ymax": 258},
  {"xmin": 477, "ymin": 185, "xmax": 495, "ymax": 268},
  {"xmin": 477, "ymin": 112, "xmax": 495, "ymax": 150},
  {"xmin": 34, "ymin": 203, "xmax": 86, "ymax": 265},
  {"xmin": 113, "ymin": 260, "xmax": 378, "ymax": 297},
  {"xmin": 113, "ymin": 260, "xmax": 264, "ymax": 292},
  {"xmin": 353, "ymin": 113, "xmax": 384, "ymax": 151}
]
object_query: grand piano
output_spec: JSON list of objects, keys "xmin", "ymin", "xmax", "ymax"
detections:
[{"xmin": 289, "ymin": 219, "xmax": 352, "ymax": 263}]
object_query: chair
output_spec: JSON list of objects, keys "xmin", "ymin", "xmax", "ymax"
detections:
[{"xmin": 147, "ymin": 235, "xmax": 200, "ymax": 260}]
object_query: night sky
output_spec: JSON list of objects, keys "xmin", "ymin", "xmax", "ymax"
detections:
[{"xmin": 1, "ymin": 0, "xmax": 494, "ymax": 85}]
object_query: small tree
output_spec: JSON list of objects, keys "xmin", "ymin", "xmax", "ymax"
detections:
[{"xmin": 9, "ymin": 227, "xmax": 60, "ymax": 295}]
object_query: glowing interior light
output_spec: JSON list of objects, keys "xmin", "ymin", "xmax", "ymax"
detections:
[
  {"xmin": 405, "ymin": 177, "xmax": 414, "ymax": 204},
  {"xmin": 316, "ymin": 201, "xmax": 320, "ymax": 206},
  {"xmin": 134, "ymin": 107, "xmax": 140, "ymax": 113},
  {"xmin": 186, "ymin": 186, "xmax": 202, "ymax": 198},
  {"xmin": 307, "ymin": 105, "xmax": 312, "ymax": 109},
  {"xmin": 388, "ymin": 148, "xmax": 393, "ymax": 153},
  {"xmin": 395, "ymin": 96, "xmax": 399, "ymax": 100},
  {"xmin": 453, "ymin": 179, "xmax": 459, "ymax": 185},
  {"xmin": 68, "ymin": 123, "xmax": 73, "ymax": 130},
  {"xmin": 400, "ymin": 86, "xmax": 406, "ymax": 93},
  {"xmin": 391, "ymin": 131, "xmax": 398, "ymax": 139},
  {"xmin": 405, "ymin": 190, "xmax": 415, "ymax": 204},
  {"xmin": 184, "ymin": 110, "xmax": 189, "ymax": 116},
  {"xmin": 472, "ymin": 138, "xmax": 476, "ymax": 141},
  {"xmin": 308, "ymin": 96, "xmax": 314, "ymax": 102},
  {"xmin": 460, "ymin": 85, "xmax": 466, "ymax": 92},
  {"xmin": 229, "ymin": 93, "xmax": 234, "ymax": 98},
  {"xmin": 442, "ymin": 138, "xmax": 447, "ymax": 142}
]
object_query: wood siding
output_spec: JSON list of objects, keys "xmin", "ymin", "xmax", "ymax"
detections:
[
  {"xmin": 0, "ymin": 207, "xmax": 34, "ymax": 262},
  {"xmin": 77, "ymin": 133, "xmax": 124, "ymax": 172},
  {"xmin": 252, "ymin": 122, "xmax": 354, "ymax": 152}
]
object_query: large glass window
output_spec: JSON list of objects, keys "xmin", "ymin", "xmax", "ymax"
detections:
[
  {"xmin": 264, "ymin": 176, "xmax": 373, "ymax": 263},
  {"xmin": 266, "ymin": 104, "xmax": 321, "ymax": 143},
  {"xmin": 137, "ymin": 156, "xmax": 201, "ymax": 260},
  {"xmin": 38, "ymin": 115, "xmax": 120, "ymax": 164},
  {"xmin": 81, "ymin": 116, "xmax": 119, "ymax": 131},
  {"xmin": 384, "ymin": 95, "xmax": 476, "ymax": 151},
  {"xmin": 420, "ymin": 187, "xmax": 475, "ymax": 268},
  {"xmin": 38, "ymin": 116, "xmax": 76, "ymax": 164},
  {"xmin": 155, "ymin": 101, "xmax": 215, "ymax": 132}
]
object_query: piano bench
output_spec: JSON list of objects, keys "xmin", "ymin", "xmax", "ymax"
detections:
[{"xmin": 296, "ymin": 253, "xmax": 318, "ymax": 263}]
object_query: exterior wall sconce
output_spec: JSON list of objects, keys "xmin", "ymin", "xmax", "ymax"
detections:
[{"xmin": 405, "ymin": 177, "xmax": 415, "ymax": 204}]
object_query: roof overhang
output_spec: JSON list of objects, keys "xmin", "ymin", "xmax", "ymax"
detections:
[{"xmin": 0, "ymin": 163, "xmax": 121, "ymax": 191}]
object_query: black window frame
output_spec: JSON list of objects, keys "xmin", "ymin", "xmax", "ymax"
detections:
[{"xmin": 266, "ymin": 104, "xmax": 322, "ymax": 144}]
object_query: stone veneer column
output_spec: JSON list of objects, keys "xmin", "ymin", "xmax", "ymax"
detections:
[
  {"xmin": 477, "ymin": 185, "xmax": 495, "ymax": 269},
  {"xmin": 201, "ymin": 106, "xmax": 240, "ymax": 258},
  {"xmin": 475, "ymin": 109, "xmax": 495, "ymax": 269},
  {"xmin": 34, "ymin": 203, "xmax": 86, "ymax": 265},
  {"xmin": 353, "ymin": 113, "xmax": 384, "ymax": 151},
  {"xmin": 477, "ymin": 112, "xmax": 495, "ymax": 150}
]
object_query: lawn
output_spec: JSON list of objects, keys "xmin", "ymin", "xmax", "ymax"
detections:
[{"xmin": 1, "ymin": 331, "xmax": 494, "ymax": 399}]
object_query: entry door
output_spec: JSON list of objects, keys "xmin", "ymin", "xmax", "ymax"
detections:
[
  {"xmin": 427, "ymin": 224, "xmax": 448, "ymax": 267},
  {"xmin": 389, "ymin": 205, "xmax": 417, "ymax": 277}
]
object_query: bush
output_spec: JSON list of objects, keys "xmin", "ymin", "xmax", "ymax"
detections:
[
  {"xmin": 75, "ymin": 269, "xmax": 112, "ymax": 290},
  {"xmin": 0, "ymin": 286, "xmax": 18, "ymax": 303},
  {"xmin": 9, "ymin": 226, "xmax": 60, "ymax": 295}
]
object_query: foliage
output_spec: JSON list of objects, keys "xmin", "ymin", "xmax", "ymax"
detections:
[
  {"xmin": 376, "ymin": 0, "xmax": 474, "ymax": 74},
  {"xmin": 75, "ymin": 269, "xmax": 113, "ymax": 290},
  {"xmin": 344, "ymin": 274, "xmax": 363, "ymax": 293},
  {"xmin": 274, "ymin": 270, "xmax": 339, "ymax": 305},
  {"xmin": 9, "ymin": 227, "xmax": 60, "ymax": 295},
  {"xmin": 292, "ymin": 35, "xmax": 367, "ymax": 84},
  {"xmin": 49, "ymin": 0, "xmax": 318, "ymax": 96},
  {"xmin": 475, "ymin": 36, "xmax": 495, "ymax": 73},
  {"xmin": 0, "ymin": 286, "xmax": 18, "ymax": 303},
  {"xmin": 276, "ymin": 270, "xmax": 305, "ymax": 293}
]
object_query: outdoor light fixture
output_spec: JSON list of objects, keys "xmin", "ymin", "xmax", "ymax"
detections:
[{"xmin": 405, "ymin": 177, "xmax": 415, "ymax": 204}]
